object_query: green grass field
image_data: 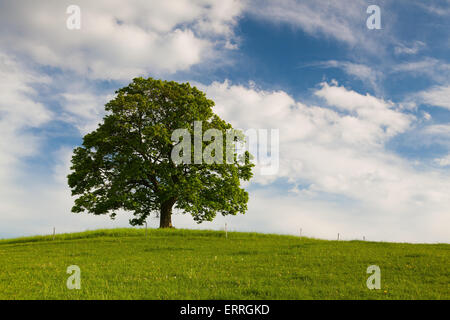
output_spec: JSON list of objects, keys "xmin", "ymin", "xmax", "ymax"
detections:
[{"xmin": 0, "ymin": 228, "xmax": 448, "ymax": 300}]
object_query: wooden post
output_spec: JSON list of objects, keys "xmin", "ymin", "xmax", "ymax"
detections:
[
  {"xmin": 363, "ymin": 236, "xmax": 365, "ymax": 241},
  {"xmin": 299, "ymin": 228, "xmax": 302, "ymax": 237},
  {"xmin": 337, "ymin": 233, "xmax": 340, "ymax": 241},
  {"xmin": 225, "ymin": 223, "xmax": 228, "ymax": 239},
  {"xmin": 53, "ymin": 227, "xmax": 55, "ymax": 240}
]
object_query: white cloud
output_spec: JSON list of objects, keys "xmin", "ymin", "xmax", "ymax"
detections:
[
  {"xmin": 0, "ymin": 147, "xmax": 137, "ymax": 239},
  {"xmin": 173, "ymin": 186, "xmax": 450, "ymax": 243},
  {"xmin": 59, "ymin": 90, "xmax": 114, "ymax": 135},
  {"xmin": 0, "ymin": 1, "xmax": 448, "ymax": 243},
  {"xmin": 423, "ymin": 111, "xmax": 432, "ymax": 120},
  {"xmin": 424, "ymin": 124, "xmax": 450, "ymax": 136},
  {"xmin": 435, "ymin": 154, "xmax": 450, "ymax": 167},
  {"xmin": 0, "ymin": 52, "xmax": 55, "ymax": 237},
  {"xmin": 394, "ymin": 41, "xmax": 426, "ymax": 55},
  {"xmin": 0, "ymin": 0, "xmax": 243, "ymax": 80},
  {"xmin": 314, "ymin": 82, "xmax": 413, "ymax": 139},
  {"xmin": 392, "ymin": 58, "xmax": 450, "ymax": 83},
  {"xmin": 198, "ymin": 80, "xmax": 450, "ymax": 242},
  {"xmin": 0, "ymin": 52, "xmax": 52, "ymax": 182},
  {"xmin": 314, "ymin": 61, "xmax": 382, "ymax": 90},
  {"xmin": 419, "ymin": 85, "xmax": 450, "ymax": 110},
  {"xmin": 1, "ymin": 72, "xmax": 449, "ymax": 242},
  {"xmin": 247, "ymin": 0, "xmax": 364, "ymax": 45},
  {"xmin": 416, "ymin": 1, "xmax": 450, "ymax": 17},
  {"xmin": 412, "ymin": 124, "xmax": 450, "ymax": 150},
  {"xmin": 245, "ymin": 0, "xmax": 398, "ymax": 55}
]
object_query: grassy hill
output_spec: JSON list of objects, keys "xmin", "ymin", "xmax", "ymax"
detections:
[{"xmin": 0, "ymin": 228, "xmax": 448, "ymax": 300}]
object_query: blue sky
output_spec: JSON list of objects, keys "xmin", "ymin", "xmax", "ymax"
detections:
[{"xmin": 0, "ymin": 0, "xmax": 449, "ymax": 242}]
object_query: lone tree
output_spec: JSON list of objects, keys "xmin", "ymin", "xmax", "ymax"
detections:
[{"xmin": 68, "ymin": 77, "xmax": 253, "ymax": 228}]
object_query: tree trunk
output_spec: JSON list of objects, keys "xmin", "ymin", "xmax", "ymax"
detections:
[{"xmin": 159, "ymin": 199, "xmax": 175, "ymax": 228}]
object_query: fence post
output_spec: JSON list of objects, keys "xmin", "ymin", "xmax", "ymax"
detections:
[{"xmin": 225, "ymin": 223, "xmax": 228, "ymax": 239}]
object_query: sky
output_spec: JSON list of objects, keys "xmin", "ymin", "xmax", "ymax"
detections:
[{"xmin": 0, "ymin": 0, "xmax": 449, "ymax": 242}]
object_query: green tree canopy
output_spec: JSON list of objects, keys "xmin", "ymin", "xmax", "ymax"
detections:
[{"xmin": 68, "ymin": 77, "xmax": 253, "ymax": 228}]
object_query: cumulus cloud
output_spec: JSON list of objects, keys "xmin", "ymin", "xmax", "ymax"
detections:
[
  {"xmin": 314, "ymin": 82, "xmax": 413, "ymax": 138},
  {"xmin": 419, "ymin": 85, "xmax": 450, "ymax": 110},
  {"xmin": 0, "ymin": 1, "xmax": 448, "ymax": 243},
  {"xmin": 0, "ymin": 0, "xmax": 247, "ymax": 238},
  {"xmin": 198, "ymin": 80, "xmax": 450, "ymax": 242},
  {"xmin": 0, "ymin": 52, "xmax": 55, "ymax": 236},
  {"xmin": 0, "ymin": 52, "xmax": 52, "ymax": 182},
  {"xmin": 0, "ymin": 146, "xmax": 136, "ymax": 239},
  {"xmin": 0, "ymin": 0, "xmax": 244, "ymax": 238},
  {"xmin": 1, "ymin": 70, "xmax": 449, "ymax": 242},
  {"xmin": 0, "ymin": 0, "xmax": 243, "ymax": 80}
]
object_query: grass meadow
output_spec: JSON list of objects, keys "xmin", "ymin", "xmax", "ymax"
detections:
[{"xmin": 0, "ymin": 228, "xmax": 448, "ymax": 299}]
